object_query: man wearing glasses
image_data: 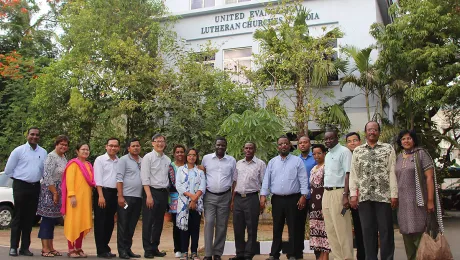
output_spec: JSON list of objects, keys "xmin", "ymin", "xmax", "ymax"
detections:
[
  {"xmin": 349, "ymin": 122, "xmax": 398, "ymax": 260},
  {"xmin": 260, "ymin": 136, "xmax": 308, "ymax": 260},
  {"xmin": 116, "ymin": 138, "xmax": 143, "ymax": 259},
  {"xmin": 94, "ymin": 137, "xmax": 121, "ymax": 258},
  {"xmin": 141, "ymin": 134, "xmax": 171, "ymax": 259}
]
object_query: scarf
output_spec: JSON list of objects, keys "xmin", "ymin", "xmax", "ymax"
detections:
[
  {"xmin": 413, "ymin": 148, "xmax": 444, "ymax": 233},
  {"xmin": 176, "ymin": 165, "xmax": 204, "ymax": 231},
  {"xmin": 60, "ymin": 158, "xmax": 96, "ymax": 215}
]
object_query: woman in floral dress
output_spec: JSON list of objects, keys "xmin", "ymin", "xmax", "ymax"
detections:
[
  {"xmin": 36, "ymin": 135, "xmax": 69, "ymax": 257},
  {"xmin": 309, "ymin": 144, "xmax": 331, "ymax": 260}
]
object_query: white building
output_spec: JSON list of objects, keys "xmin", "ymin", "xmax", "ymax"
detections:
[{"xmin": 165, "ymin": 0, "xmax": 396, "ymax": 133}]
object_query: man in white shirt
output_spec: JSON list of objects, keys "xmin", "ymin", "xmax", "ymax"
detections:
[
  {"xmin": 93, "ymin": 137, "xmax": 120, "ymax": 259},
  {"xmin": 202, "ymin": 137, "xmax": 236, "ymax": 260},
  {"xmin": 141, "ymin": 134, "xmax": 171, "ymax": 259}
]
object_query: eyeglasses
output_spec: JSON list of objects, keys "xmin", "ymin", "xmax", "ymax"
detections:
[
  {"xmin": 187, "ymin": 154, "xmax": 197, "ymax": 157},
  {"xmin": 347, "ymin": 139, "xmax": 360, "ymax": 143},
  {"xmin": 366, "ymin": 128, "xmax": 379, "ymax": 133},
  {"xmin": 153, "ymin": 140, "xmax": 166, "ymax": 143}
]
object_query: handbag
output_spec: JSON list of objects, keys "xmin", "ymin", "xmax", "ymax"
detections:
[
  {"xmin": 414, "ymin": 149, "xmax": 453, "ymax": 260},
  {"xmin": 416, "ymin": 213, "xmax": 453, "ymax": 260}
]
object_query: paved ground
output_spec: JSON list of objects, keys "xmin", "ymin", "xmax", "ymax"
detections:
[{"xmin": 0, "ymin": 212, "xmax": 459, "ymax": 259}]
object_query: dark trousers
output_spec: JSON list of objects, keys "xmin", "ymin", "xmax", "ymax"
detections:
[
  {"xmin": 172, "ymin": 213, "xmax": 181, "ymax": 253},
  {"xmin": 294, "ymin": 199, "xmax": 308, "ymax": 259},
  {"xmin": 117, "ymin": 196, "xmax": 142, "ymax": 254},
  {"xmin": 233, "ymin": 193, "xmax": 260, "ymax": 259},
  {"xmin": 10, "ymin": 179, "xmax": 40, "ymax": 250},
  {"xmin": 270, "ymin": 194, "xmax": 304, "ymax": 259},
  {"xmin": 352, "ymin": 207, "xmax": 378, "ymax": 260},
  {"xmin": 358, "ymin": 201, "xmax": 394, "ymax": 260},
  {"xmin": 93, "ymin": 187, "xmax": 118, "ymax": 255},
  {"xmin": 180, "ymin": 210, "xmax": 201, "ymax": 253},
  {"xmin": 142, "ymin": 187, "xmax": 168, "ymax": 253}
]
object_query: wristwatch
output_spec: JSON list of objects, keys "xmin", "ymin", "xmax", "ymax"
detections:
[
  {"xmin": 342, "ymin": 192, "xmax": 349, "ymax": 196},
  {"xmin": 302, "ymin": 194, "xmax": 308, "ymax": 199}
]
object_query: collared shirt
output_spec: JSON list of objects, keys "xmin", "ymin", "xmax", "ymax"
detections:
[
  {"xmin": 94, "ymin": 153, "xmax": 119, "ymax": 188},
  {"xmin": 324, "ymin": 144, "xmax": 352, "ymax": 187},
  {"xmin": 260, "ymin": 154, "xmax": 308, "ymax": 196},
  {"xmin": 234, "ymin": 156, "xmax": 266, "ymax": 194},
  {"xmin": 4, "ymin": 142, "xmax": 47, "ymax": 183},
  {"xmin": 299, "ymin": 152, "xmax": 316, "ymax": 199},
  {"xmin": 202, "ymin": 153, "xmax": 236, "ymax": 193},
  {"xmin": 349, "ymin": 141, "xmax": 398, "ymax": 203},
  {"xmin": 116, "ymin": 154, "xmax": 143, "ymax": 198},
  {"xmin": 140, "ymin": 150, "xmax": 171, "ymax": 189}
]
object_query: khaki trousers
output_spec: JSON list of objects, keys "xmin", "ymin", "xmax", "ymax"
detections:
[{"xmin": 322, "ymin": 188, "xmax": 354, "ymax": 260}]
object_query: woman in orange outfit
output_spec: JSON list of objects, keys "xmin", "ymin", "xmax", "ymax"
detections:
[{"xmin": 61, "ymin": 143, "xmax": 96, "ymax": 258}]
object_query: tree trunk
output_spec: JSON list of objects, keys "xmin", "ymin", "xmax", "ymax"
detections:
[{"xmin": 365, "ymin": 89, "xmax": 370, "ymax": 122}]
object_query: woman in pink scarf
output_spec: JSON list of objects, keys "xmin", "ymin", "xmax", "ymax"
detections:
[{"xmin": 61, "ymin": 143, "xmax": 95, "ymax": 258}]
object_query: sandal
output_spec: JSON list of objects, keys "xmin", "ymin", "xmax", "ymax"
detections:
[
  {"xmin": 180, "ymin": 253, "xmax": 188, "ymax": 260},
  {"xmin": 41, "ymin": 251, "xmax": 55, "ymax": 257},
  {"xmin": 191, "ymin": 252, "xmax": 200, "ymax": 260},
  {"xmin": 50, "ymin": 250, "xmax": 62, "ymax": 256},
  {"xmin": 67, "ymin": 250, "xmax": 80, "ymax": 258},
  {"xmin": 75, "ymin": 249, "xmax": 87, "ymax": 258}
]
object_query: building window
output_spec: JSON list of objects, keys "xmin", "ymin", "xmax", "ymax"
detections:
[
  {"xmin": 196, "ymin": 53, "xmax": 216, "ymax": 69},
  {"xmin": 191, "ymin": 0, "xmax": 215, "ymax": 10},
  {"xmin": 223, "ymin": 47, "xmax": 252, "ymax": 83},
  {"xmin": 225, "ymin": 0, "xmax": 250, "ymax": 4}
]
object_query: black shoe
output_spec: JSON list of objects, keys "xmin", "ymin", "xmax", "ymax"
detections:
[
  {"xmin": 9, "ymin": 248, "xmax": 18, "ymax": 257},
  {"xmin": 229, "ymin": 257, "xmax": 245, "ymax": 260},
  {"xmin": 110, "ymin": 253, "xmax": 117, "ymax": 257},
  {"xmin": 203, "ymin": 257, "xmax": 212, "ymax": 260},
  {"xmin": 144, "ymin": 252, "xmax": 155, "ymax": 259},
  {"xmin": 153, "ymin": 251, "xmax": 166, "ymax": 257},
  {"xmin": 213, "ymin": 255, "xmax": 222, "ymax": 260},
  {"xmin": 98, "ymin": 252, "xmax": 113, "ymax": 259},
  {"xmin": 119, "ymin": 252, "xmax": 130, "ymax": 259},
  {"xmin": 128, "ymin": 251, "xmax": 141, "ymax": 258},
  {"xmin": 19, "ymin": 249, "xmax": 33, "ymax": 256}
]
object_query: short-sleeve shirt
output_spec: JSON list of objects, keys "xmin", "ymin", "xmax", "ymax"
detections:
[
  {"xmin": 234, "ymin": 156, "xmax": 266, "ymax": 194},
  {"xmin": 116, "ymin": 154, "xmax": 143, "ymax": 198},
  {"xmin": 324, "ymin": 144, "xmax": 352, "ymax": 187}
]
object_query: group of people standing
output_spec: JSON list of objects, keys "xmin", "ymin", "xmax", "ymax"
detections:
[{"xmin": 3, "ymin": 120, "xmax": 442, "ymax": 260}]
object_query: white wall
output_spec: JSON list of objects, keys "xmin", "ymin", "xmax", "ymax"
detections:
[{"xmin": 166, "ymin": 0, "xmax": 386, "ymax": 131}]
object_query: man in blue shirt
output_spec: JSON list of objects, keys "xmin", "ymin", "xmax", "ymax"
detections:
[
  {"xmin": 260, "ymin": 136, "xmax": 309, "ymax": 260},
  {"xmin": 4, "ymin": 127, "xmax": 47, "ymax": 257},
  {"xmin": 297, "ymin": 136, "xmax": 316, "ymax": 259}
]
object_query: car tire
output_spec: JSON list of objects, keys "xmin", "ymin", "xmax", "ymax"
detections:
[{"xmin": 0, "ymin": 205, "xmax": 13, "ymax": 229}]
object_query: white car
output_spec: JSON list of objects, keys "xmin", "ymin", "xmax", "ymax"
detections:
[
  {"xmin": 0, "ymin": 172, "xmax": 14, "ymax": 229},
  {"xmin": 0, "ymin": 172, "xmax": 42, "ymax": 229}
]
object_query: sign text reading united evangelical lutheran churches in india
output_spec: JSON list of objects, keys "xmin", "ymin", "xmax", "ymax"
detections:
[{"xmin": 200, "ymin": 9, "xmax": 320, "ymax": 34}]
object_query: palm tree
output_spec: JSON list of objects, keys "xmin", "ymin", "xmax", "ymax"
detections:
[
  {"xmin": 340, "ymin": 46, "xmax": 376, "ymax": 121},
  {"xmin": 253, "ymin": 5, "xmax": 343, "ymax": 136}
]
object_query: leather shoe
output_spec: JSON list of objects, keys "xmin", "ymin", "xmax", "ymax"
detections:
[
  {"xmin": 229, "ymin": 257, "xmax": 245, "ymax": 260},
  {"xmin": 110, "ymin": 253, "xmax": 117, "ymax": 257},
  {"xmin": 203, "ymin": 257, "xmax": 212, "ymax": 260},
  {"xmin": 97, "ymin": 252, "xmax": 113, "ymax": 258},
  {"xmin": 128, "ymin": 251, "xmax": 141, "ymax": 258},
  {"xmin": 19, "ymin": 249, "xmax": 33, "ymax": 256},
  {"xmin": 144, "ymin": 252, "xmax": 155, "ymax": 259},
  {"xmin": 214, "ymin": 255, "xmax": 222, "ymax": 260},
  {"xmin": 9, "ymin": 248, "xmax": 18, "ymax": 257},
  {"xmin": 119, "ymin": 252, "xmax": 130, "ymax": 259},
  {"xmin": 153, "ymin": 251, "xmax": 166, "ymax": 257}
]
